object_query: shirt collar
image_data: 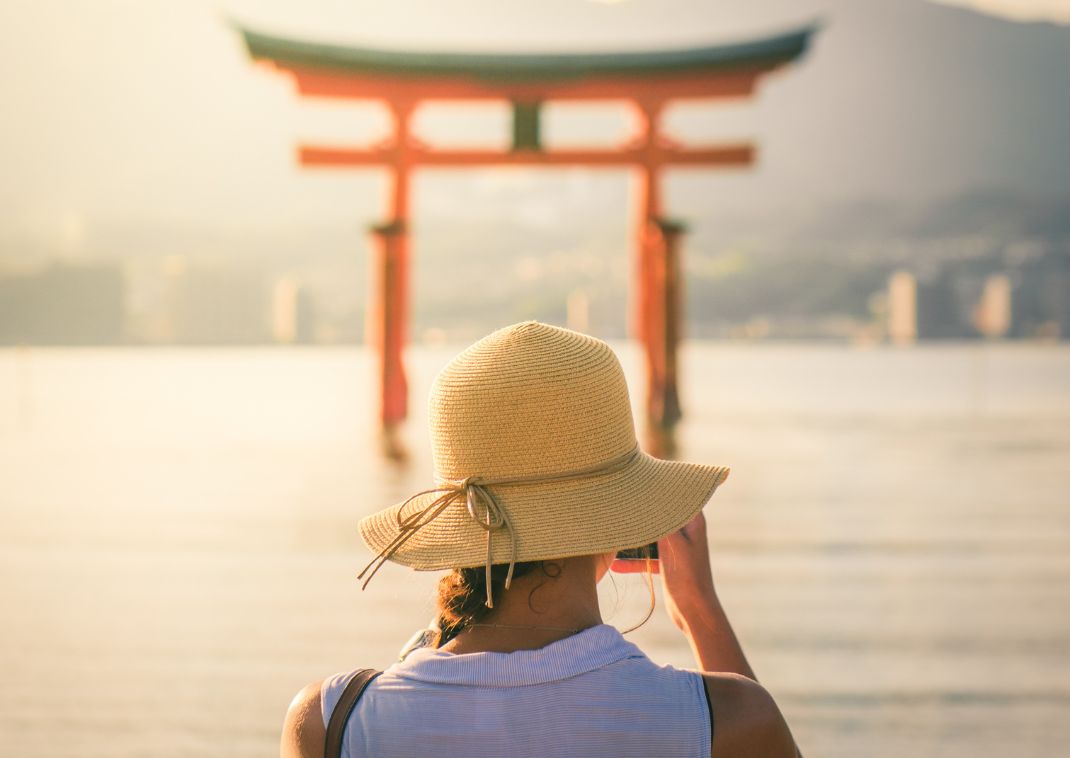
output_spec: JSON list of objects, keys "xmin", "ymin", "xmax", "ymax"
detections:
[{"xmin": 387, "ymin": 624, "xmax": 645, "ymax": 687}]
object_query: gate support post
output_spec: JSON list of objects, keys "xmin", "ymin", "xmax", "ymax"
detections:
[
  {"xmin": 366, "ymin": 100, "xmax": 414, "ymax": 439},
  {"xmin": 366, "ymin": 220, "xmax": 409, "ymax": 431},
  {"xmin": 646, "ymin": 218, "xmax": 686, "ymax": 429}
]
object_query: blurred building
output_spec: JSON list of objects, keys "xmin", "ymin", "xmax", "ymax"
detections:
[
  {"xmin": 887, "ymin": 270, "xmax": 917, "ymax": 345},
  {"xmin": 167, "ymin": 264, "xmax": 271, "ymax": 344},
  {"xmin": 0, "ymin": 262, "xmax": 124, "ymax": 345},
  {"xmin": 566, "ymin": 288, "xmax": 590, "ymax": 334},
  {"xmin": 272, "ymin": 277, "xmax": 316, "ymax": 344},
  {"xmin": 886, "ymin": 268, "xmax": 1007, "ymax": 342},
  {"xmin": 973, "ymin": 274, "xmax": 1012, "ymax": 339}
]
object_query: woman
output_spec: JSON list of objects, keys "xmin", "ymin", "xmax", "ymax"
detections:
[{"xmin": 282, "ymin": 321, "xmax": 800, "ymax": 757}]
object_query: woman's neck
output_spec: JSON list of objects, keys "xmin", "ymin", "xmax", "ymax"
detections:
[{"xmin": 441, "ymin": 556, "xmax": 604, "ymax": 653}]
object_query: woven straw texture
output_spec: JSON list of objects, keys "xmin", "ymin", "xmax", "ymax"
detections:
[{"xmin": 359, "ymin": 321, "xmax": 729, "ymax": 570}]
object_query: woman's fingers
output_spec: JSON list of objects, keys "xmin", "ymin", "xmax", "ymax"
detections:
[
  {"xmin": 674, "ymin": 511, "xmax": 708, "ymax": 544},
  {"xmin": 609, "ymin": 511, "xmax": 709, "ymax": 577},
  {"xmin": 610, "ymin": 510, "xmax": 716, "ymax": 634},
  {"xmin": 659, "ymin": 509, "xmax": 716, "ymax": 605}
]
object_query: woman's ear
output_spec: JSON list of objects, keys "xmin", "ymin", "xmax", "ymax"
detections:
[{"xmin": 595, "ymin": 551, "xmax": 617, "ymax": 581}]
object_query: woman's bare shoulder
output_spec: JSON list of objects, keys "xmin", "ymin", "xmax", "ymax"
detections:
[
  {"xmin": 281, "ymin": 680, "xmax": 325, "ymax": 758},
  {"xmin": 701, "ymin": 673, "xmax": 799, "ymax": 758}
]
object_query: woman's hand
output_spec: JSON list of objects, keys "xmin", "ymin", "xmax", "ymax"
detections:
[
  {"xmin": 612, "ymin": 508, "xmax": 755, "ymax": 679},
  {"xmin": 610, "ymin": 511, "xmax": 717, "ymax": 629},
  {"xmin": 656, "ymin": 511, "xmax": 719, "ymax": 631}
]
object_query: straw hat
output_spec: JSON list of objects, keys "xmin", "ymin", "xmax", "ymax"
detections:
[{"xmin": 358, "ymin": 321, "xmax": 729, "ymax": 589}]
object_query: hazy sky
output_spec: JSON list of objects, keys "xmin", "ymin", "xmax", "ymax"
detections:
[{"xmin": 1, "ymin": 0, "xmax": 1067, "ymax": 261}]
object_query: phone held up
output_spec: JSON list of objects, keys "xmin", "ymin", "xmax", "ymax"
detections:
[{"xmin": 615, "ymin": 543, "xmax": 659, "ymax": 561}]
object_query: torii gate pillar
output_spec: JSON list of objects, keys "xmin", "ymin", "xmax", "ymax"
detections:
[
  {"xmin": 632, "ymin": 100, "xmax": 684, "ymax": 429},
  {"xmin": 645, "ymin": 218, "xmax": 687, "ymax": 428},
  {"xmin": 366, "ymin": 102, "xmax": 414, "ymax": 430},
  {"xmin": 366, "ymin": 221, "xmax": 408, "ymax": 429}
]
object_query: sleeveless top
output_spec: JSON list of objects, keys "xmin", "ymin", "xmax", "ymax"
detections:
[{"xmin": 320, "ymin": 624, "xmax": 712, "ymax": 758}]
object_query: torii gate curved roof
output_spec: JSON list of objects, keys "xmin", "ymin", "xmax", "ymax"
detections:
[{"xmin": 236, "ymin": 24, "xmax": 816, "ymax": 100}]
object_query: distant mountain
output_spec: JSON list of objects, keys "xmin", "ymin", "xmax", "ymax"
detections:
[{"xmin": 729, "ymin": 0, "xmax": 1070, "ymax": 208}]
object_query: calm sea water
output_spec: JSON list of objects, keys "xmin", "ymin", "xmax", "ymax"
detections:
[{"xmin": 1, "ymin": 343, "xmax": 1068, "ymax": 757}]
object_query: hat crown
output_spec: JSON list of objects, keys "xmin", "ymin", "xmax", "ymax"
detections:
[{"xmin": 429, "ymin": 322, "xmax": 636, "ymax": 481}]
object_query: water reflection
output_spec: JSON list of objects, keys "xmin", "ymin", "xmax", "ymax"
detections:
[{"xmin": 1, "ymin": 343, "xmax": 1068, "ymax": 758}]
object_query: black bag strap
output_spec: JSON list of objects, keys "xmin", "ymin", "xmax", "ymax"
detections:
[{"xmin": 325, "ymin": 668, "xmax": 382, "ymax": 758}]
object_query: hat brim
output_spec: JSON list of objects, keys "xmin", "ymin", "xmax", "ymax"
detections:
[{"xmin": 359, "ymin": 452, "xmax": 729, "ymax": 571}]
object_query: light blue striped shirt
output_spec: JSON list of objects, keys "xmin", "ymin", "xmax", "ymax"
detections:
[{"xmin": 321, "ymin": 624, "xmax": 711, "ymax": 757}]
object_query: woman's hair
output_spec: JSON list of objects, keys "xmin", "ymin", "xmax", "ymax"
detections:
[
  {"xmin": 435, "ymin": 560, "xmax": 546, "ymax": 644},
  {"xmin": 435, "ymin": 557, "xmax": 657, "ymax": 645}
]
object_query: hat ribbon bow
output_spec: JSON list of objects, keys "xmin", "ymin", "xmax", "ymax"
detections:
[{"xmin": 357, "ymin": 445, "xmax": 641, "ymax": 608}]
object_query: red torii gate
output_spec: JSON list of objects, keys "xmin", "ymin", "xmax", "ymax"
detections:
[{"xmin": 237, "ymin": 25, "xmax": 813, "ymax": 430}]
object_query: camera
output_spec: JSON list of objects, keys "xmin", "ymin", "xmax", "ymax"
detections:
[{"xmin": 615, "ymin": 543, "xmax": 658, "ymax": 561}]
